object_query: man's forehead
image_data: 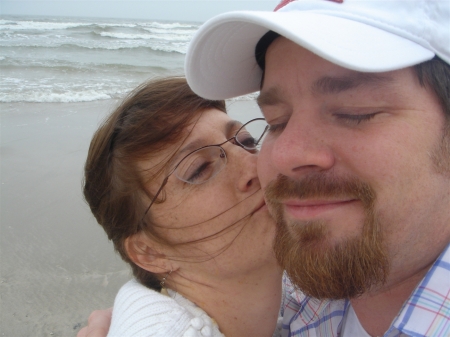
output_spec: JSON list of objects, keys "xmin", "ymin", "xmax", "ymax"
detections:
[
  {"xmin": 262, "ymin": 36, "xmax": 336, "ymax": 77},
  {"xmin": 264, "ymin": 37, "xmax": 395, "ymax": 86}
]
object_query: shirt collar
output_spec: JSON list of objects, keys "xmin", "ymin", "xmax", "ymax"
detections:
[{"xmin": 390, "ymin": 243, "xmax": 450, "ymax": 336}]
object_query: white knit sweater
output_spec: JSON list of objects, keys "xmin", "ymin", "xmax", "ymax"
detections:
[
  {"xmin": 107, "ymin": 279, "xmax": 282, "ymax": 337},
  {"xmin": 107, "ymin": 279, "xmax": 225, "ymax": 337}
]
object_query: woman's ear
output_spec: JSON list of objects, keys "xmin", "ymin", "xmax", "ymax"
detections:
[{"xmin": 124, "ymin": 232, "xmax": 175, "ymax": 274}]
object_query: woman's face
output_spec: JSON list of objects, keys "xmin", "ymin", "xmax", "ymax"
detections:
[{"xmin": 142, "ymin": 109, "xmax": 277, "ymax": 282}]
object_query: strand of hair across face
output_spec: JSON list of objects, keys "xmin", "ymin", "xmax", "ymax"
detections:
[
  {"xmin": 160, "ymin": 203, "xmax": 257, "ymax": 263},
  {"xmin": 149, "ymin": 187, "xmax": 262, "ymax": 230}
]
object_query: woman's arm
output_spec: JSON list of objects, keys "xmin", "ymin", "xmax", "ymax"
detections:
[{"xmin": 77, "ymin": 308, "xmax": 112, "ymax": 337}]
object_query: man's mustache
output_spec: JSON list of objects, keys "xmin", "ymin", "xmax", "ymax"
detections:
[{"xmin": 264, "ymin": 174, "xmax": 375, "ymax": 207}]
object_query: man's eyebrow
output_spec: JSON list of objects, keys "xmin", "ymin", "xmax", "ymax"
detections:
[
  {"xmin": 257, "ymin": 87, "xmax": 283, "ymax": 108},
  {"xmin": 311, "ymin": 73, "xmax": 392, "ymax": 95}
]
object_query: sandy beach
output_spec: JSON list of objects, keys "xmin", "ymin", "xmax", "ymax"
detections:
[{"xmin": 0, "ymin": 98, "xmax": 262, "ymax": 336}]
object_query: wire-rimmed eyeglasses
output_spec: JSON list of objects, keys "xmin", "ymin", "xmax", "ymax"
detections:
[{"xmin": 142, "ymin": 117, "xmax": 269, "ymax": 217}]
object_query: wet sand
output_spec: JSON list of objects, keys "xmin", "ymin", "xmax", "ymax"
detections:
[{"xmin": 0, "ymin": 98, "xmax": 262, "ymax": 336}]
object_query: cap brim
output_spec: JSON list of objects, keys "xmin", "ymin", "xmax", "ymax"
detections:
[{"xmin": 186, "ymin": 11, "xmax": 434, "ymax": 100}]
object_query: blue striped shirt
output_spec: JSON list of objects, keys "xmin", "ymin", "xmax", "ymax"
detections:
[{"xmin": 281, "ymin": 244, "xmax": 450, "ymax": 337}]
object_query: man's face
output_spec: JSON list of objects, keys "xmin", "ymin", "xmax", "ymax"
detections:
[{"xmin": 257, "ymin": 37, "xmax": 450, "ymax": 299}]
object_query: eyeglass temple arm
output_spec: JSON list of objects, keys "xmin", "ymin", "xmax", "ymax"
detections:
[
  {"xmin": 256, "ymin": 125, "xmax": 269, "ymax": 145},
  {"xmin": 142, "ymin": 176, "xmax": 170, "ymax": 218}
]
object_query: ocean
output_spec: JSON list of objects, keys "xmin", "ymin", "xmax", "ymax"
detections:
[
  {"xmin": 0, "ymin": 15, "xmax": 201, "ymax": 103},
  {"xmin": 0, "ymin": 16, "xmax": 264, "ymax": 337}
]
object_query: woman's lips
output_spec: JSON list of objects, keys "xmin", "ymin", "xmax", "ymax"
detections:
[
  {"xmin": 283, "ymin": 199, "xmax": 357, "ymax": 219},
  {"xmin": 253, "ymin": 200, "xmax": 268, "ymax": 214}
]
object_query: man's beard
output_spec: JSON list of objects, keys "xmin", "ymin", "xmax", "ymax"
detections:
[
  {"xmin": 266, "ymin": 174, "xmax": 389, "ymax": 300},
  {"xmin": 431, "ymin": 122, "xmax": 450, "ymax": 177}
]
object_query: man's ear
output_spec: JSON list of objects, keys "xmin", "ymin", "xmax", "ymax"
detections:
[{"xmin": 124, "ymin": 232, "xmax": 176, "ymax": 274}]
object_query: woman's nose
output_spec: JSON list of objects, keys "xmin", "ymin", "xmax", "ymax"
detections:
[{"xmin": 234, "ymin": 148, "xmax": 261, "ymax": 193}]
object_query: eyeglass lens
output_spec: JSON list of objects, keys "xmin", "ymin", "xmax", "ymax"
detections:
[
  {"xmin": 174, "ymin": 119, "xmax": 268, "ymax": 185},
  {"xmin": 235, "ymin": 118, "xmax": 268, "ymax": 150},
  {"xmin": 175, "ymin": 146, "xmax": 227, "ymax": 184}
]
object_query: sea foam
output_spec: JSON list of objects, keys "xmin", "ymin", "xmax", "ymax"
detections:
[{"xmin": 0, "ymin": 16, "xmax": 198, "ymax": 103}]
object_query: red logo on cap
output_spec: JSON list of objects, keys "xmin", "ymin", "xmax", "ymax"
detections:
[{"xmin": 274, "ymin": 0, "xmax": 343, "ymax": 11}]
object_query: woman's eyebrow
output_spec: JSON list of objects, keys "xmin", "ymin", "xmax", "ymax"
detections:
[
  {"xmin": 173, "ymin": 119, "xmax": 243, "ymax": 164},
  {"xmin": 225, "ymin": 120, "xmax": 243, "ymax": 137},
  {"xmin": 174, "ymin": 139, "xmax": 205, "ymax": 162}
]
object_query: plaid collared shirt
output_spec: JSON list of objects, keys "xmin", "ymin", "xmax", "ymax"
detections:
[{"xmin": 281, "ymin": 243, "xmax": 450, "ymax": 337}]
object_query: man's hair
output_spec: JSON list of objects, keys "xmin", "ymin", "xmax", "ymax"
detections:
[
  {"xmin": 255, "ymin": 31, "xmax": 450, "ymax": 119},
  {"xmin": 83, "ymin": 77, "xmax": 226, "ymax": 290},
  {"xmin": 415, "ymin": 58, "xmax": 450, "ymax": 119}
]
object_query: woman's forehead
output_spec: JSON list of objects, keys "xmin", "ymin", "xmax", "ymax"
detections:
[
  {"xmin": 139, "ymin": 109, "xmax": 234, "ymax": 173},
  {"xmin": 191, "ymin": 108, "xmax": 233, "ymax": 130},
  {"xmin": 177, "ymin": 109, "xmax": 239, "ymax": 154}
]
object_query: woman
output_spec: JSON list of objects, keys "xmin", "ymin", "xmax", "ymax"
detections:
[{"xmin": 83, "ymin": 77, "xmax": 283, "ymax": 336}]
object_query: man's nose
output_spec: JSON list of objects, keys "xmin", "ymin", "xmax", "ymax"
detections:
[{"xmin": 270, "ymin": 116, "xmax": 335, "ymax": 179}]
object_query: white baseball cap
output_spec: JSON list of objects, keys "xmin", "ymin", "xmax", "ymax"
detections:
[{"xmin": 185, "ymin": 0, "xmax": 450, "ymax": 100}]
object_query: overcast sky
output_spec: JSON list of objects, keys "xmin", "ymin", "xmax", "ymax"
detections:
[{"xmin": 0, "ymin": 1, "xmax": 280, "ymax": 22}]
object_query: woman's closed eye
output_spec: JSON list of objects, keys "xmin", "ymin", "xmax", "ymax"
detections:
[
  {"xmin": 185, "ymin": 161, "xmax": 214, "ymax": 183},
  {"xmin": 177, "ymin": 154, "xmax": 215, "ymax": 183}
]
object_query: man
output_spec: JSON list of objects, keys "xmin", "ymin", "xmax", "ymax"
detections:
[
  {"xmin": 79, "ymin": 0, "xmax": 450, "ymax": 336},
  {"xmin": 186, "ymin": 0, "xmax": 450, "ymax": 336}
]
